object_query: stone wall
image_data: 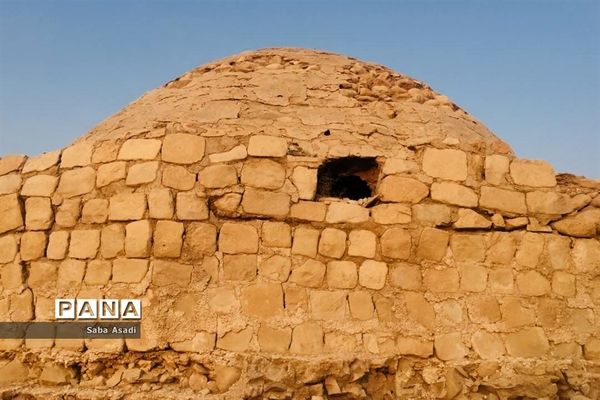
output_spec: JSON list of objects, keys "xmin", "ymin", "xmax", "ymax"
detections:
[{"xmin": 0, "ymin": 131, "xmax": 599, "ymax": 399}]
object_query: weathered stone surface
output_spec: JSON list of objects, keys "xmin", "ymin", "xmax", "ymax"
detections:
[
  {"xmin": 526, "ymin": 191, "xmax": 576, "ymax": 215},
  {"xmin": 113, "ymin": 259, "xmax": 148, "ymax": 283},
  {"xmin": 22, "ymin": 150, "xmax": 60, "ymax": 173},
  {"xmin": 416, "ymin": 228, "xmax": 449, "ymax": 261},
  {"xmin": 291, "ymin": 226, "xmax": 320, "ymax": 257},
  {"xmin": 290, "ymin": 201, "xmax": 327, "ymax": 221},
  {"xmin": 510, "ymin": 160, "xmax": 556, "ymax": 187},
  {"xmin": 258, "ymin": 325, "xmax": 291, "ymax": 353},
  {"xmin": 371, "ymin": 203, "xmax": 411, "ymax": 224},
  {"xmin": 424, "ymin": 268, "xmax": 459, "ymax": 292},
  {"xmin": 348, "ymin": 229, "xmax": 376, "ymax": 258},
  {"xmin": 262, "ymin": 221, "xmax": 291, "ymax": 248},
  {"xmin": 0, "ymin": 155, "xmax": 26, "ymax": 175},
  {"xmin": 0, "ymin": 174, "xmax": 21, "ymax": 195},
  {"xmin": 310, "ymin": 290, "xmax": 347, "ymax": 320},
  {"xmin": 325, "ymin": 202, "xmax": 369, "ymax": 223},
  {"xmin": 60, "ymin": 143, "xmax": 92, "ymax": 168},
  {"xmin": 423, "ymin": 148, "xmax": 467, "ymax": 181},
  {"xmin": 318, "ymin": 228, "xmax": 347, "ymax": 258},
  {"xmin": 434, "ymin": 333, "xmax": 468, "ymax": 360},
  {"xmin": 125, "ymin": 220, "xmax": 152, "ymax": 257},
  {"xmin": 219, "ymin": 223, "xmax": 258, "ymax": 254},
  {"xmin": 327, "ymin": 261, "xmax": 358, "ymax": 289},
  {"xmin": 241, "ymin": 283, "xmax": 283, "ymax": 318},
  {"xmin": 148, "ymin": 189, "xmax": 173, "ymax": 219},
  {"xmin": 222, "ymin": 254, "xmax": 257, "ymax": 281},
  {"xmin": 247, "ymin": 135, "xmax": 287, "ymax": 157},
  {"xmin": 57, "ymin": 259, "xmax": 85, "ymax": 289},
  {"xmin": 504, "ymin": 327, "xmax": 549, "ymax": 357},
  {"xmin": 162, "ymin": 134, "xmax": 205, "ymax": 164},
  {"xmin": 118, "ymin": 139, "xmax": 161, "ymax": 160},
  {"xmin": 451, "ymin": 234, "xmax": 486, "ymax": 262},
  {"xmin": 153, "ymin": 220, "xmax": 184, "ymax": 258},
  {"xmin": 397, "ymin": 337, "xmax": 433, "ymax": 357},
  {"xmin": 241, "ymin": 188, "xmax": 290, "ymax": 217},
  {"xmin": 459, "ymin": 264, "xmax": 488, "ymax": 292},
  {"xmin": 125, "ymin": 161, "xmax": 159, "ymax": 186},
  {"xmin": 21, "ymin": 175, "xmax": 58, "ymax": 197},
  {"xmin": 198, "ymin": 164, "xmax": 237, "ymax": 188},
  {"xmin": 359, "ymin": 260, "xmax": 387, "ymax": 289},
  {"xmin": 484, "ymin": 154, "xmax": 509, "ymax": 185},
  {"xmin": 413, "ymin": 203, "xmax": 451, "ymax": 226},
  {"xmin": 290, "ymin": 321, "xmax": 323, "ymax": 354},
  {"xmin": 258, "ymin": 255, "xmax": 291, "ymax": 281},
  {"xmin": 431, "ymin": 181, "xmax": 477, "ymax": 207},
  {"xmin": 84, "ymin": 260, "xmax": 111, "ymax": 285},
  {"xmin": 516, "ymin": 270, "xmax": 550, "ymax": 296},
  {"xmin": 0, "ymin": 234, "xmax": 18, "ymax": 263},
  {"xmin": 552, "ymin": 208, "xmax": 600, "ymax": 237},
  {"xmin": 25, "ymin": 197, "xmax": 53, "ymax": 230},
  {"xmin": 453, "ymin": 208, "xmax": 491, "ymax": 229},
  {"xmin": 378, "ymin": 176, "xmax": 428, "ymax": 203},
  {"xmin": 389, "ymin": 263, "xmax": 421, "ymax": 290},
  {"xmin": 572, "ymin": 239, "xmax": 600, "ymax": 273},
  {"xmin": 152, "ymin": 260, "xmax": 192, "ymax": 286},
  {"xmin": 480, "ymin": 186, "xmax": 527, "ymax": 214},
  {"xmin": 292, "ymin": 166, "xmax": 317, "ymax": 200},
  {"xmin": 182, "ymin": 222, "xmax": 216, "ymax": 260},
  {"xmin": 380, "ymin": 228, "xmax": 411, "ymax": 259},
  {"xmin": 551, "ymin": 271, "xmax": 576, "ymax": 297},
  {"xmin": 471, "ymin": 331, "xmax": 505, "ymax": 359},
  {"xmin": 160, "ymin": 165, "xmax": 195, "ymax": 190},
  {"xmin": 176, "ymin": 192, "xmax": 208, "ymax": 220},
  {"xmin": 69, "ymin": 229, "xmax": 100, "ymax": 259},
  {"xmin": 208, "ymin": 144, "xmax": 247, "ymax": 163},
  {"xmin": 289, "ymin": 259, "xmax": 326, "ymax": 287},
  {"xmin": 241, "ymin": 159, "xmax": 285, "ymax": 189},
  {"xmin": 56, "ymin": 167, "xmax": 96, "ymax": 198},
  {"xmin": 100, "ymin": 224, "xmax": 125, "ymax": 259},
  {"xmin": 80, "ymin": 198, "xmax": 108, "ymax": 224},
  {"xmin": 109, "ymin": 193, "xmax": 146, "ymax": 221},
  {"xmin": 96, "ymin": 161, "xmax": 127, "ymax": 187}
]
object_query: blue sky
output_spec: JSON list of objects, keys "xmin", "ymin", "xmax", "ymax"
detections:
[{"xmin": 0, "ymin": 0, "xmax": 598, "ymax": 177}]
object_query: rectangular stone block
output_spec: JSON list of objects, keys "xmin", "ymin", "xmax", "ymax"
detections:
[
  {"xmin": 176, "ymin": 192, "xmax": 208, "ymax": 220},
  {"xmin": 261, "ymin": 221, "xmax": 291, "ymax": 248},
  {"xmin": 118, "ymin": 139, "xmax": 162, "ymax": 160},
  {"xmin": 161, "ymin": 134, "xmax": 205, "ymax": 164},
  {"xmin": 153, "ymin": 220, "xmax": 184, "ymax": 258},
  {"xmin": 69, "ymin": 229, "xmax": 100, "ymax": 259},
  {"xmin": 113, "ymin": 258, "xmax": 149, "ymax": 283},
  {"xmin": 290, "ymin": 201, "xmax": 326, "ymax": 222},
  {"xmin": 222, "ymin": 254, "xmax": 257, "ymax": 281},
  {"xmin": 21, "ymin": 175, "xmax": 58, "ymax": 197},
  {"xmin": 480, "ymin": 186, "xmax": 526, "ymax": 215},
  {"xmin": 109, "ymin": 193, "xmax": 146, "ymax": 221},
  {"xmin": 0, "ymin": 194, "xmax": 23, "ymax": 234},
  {"xmin": 247, "ymin": 135, "xmax": 287, "ymax": 157},
  {"xmin": 125, "ymin": 220, "xmax": 152, "ymax": 258},
  {"xmin": 423, "ymin": 148, "xmax": 467, "ymax": 181},
  {"xmin": 151, "ymin": 260, "xmax": 192, "ymax": 286},
  {"xmin": 24, "ymin": 197, "xmax": 53, "ymax": 230},
  {"xmin": 241, "ymin": 188, "xmax": 290, "ymax": 217},
  {"xmin": 326, "ymin": 202, "xmax": 369, "ymax": 223},
  {"xmin": 218, "ymin": 223, "xmax": 259, "ymax": 254}
]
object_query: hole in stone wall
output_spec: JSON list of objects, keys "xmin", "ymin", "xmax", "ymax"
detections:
[{"xmin": 316, "ymin": 157, "xmax": 379, "ymax": 201}]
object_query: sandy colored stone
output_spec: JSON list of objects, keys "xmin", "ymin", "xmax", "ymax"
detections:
[
  {"xmin": 222, "ymin": 254, "xmax": 257, "ymax": 281},
  {"xmin": 56, "ymin": 167, "xmax": 96, "ymax": 198},
  {"xmin": 1, "ymin": 262, "xmax": 23, "ymax": 289},
  {"xmin": 125, "ymin": 161, "xmax": 158, "ymax": 186},
  {"xmin": 100, "ymin": 224, "xmax": 125, "ymax": 259},
  {"xmin": 96, "ymin": 161, "xmax": 127, "ymax": 187},
  {"xmin": 504, "ymin": 327, "xmax": 549, "ymax": 357},
  {"xmin": 208, "ymin": 144, "xmax": 247, "ymax": 163},
  {"xmin": 162, "ymin": 134, "xmax": 205, "ymax": 164},
  {"xmin": 380, "ymin": 228, "xmax": 411, "ymax": 259},
  {"xmin": 60, "ymin": 143, "xmax": 92, "ymax": 168},
  {"xmin": 258, "ymin": 255, "xmax": 291, "ymax": 281},
  {"xmin": 489, "ymin": 268, "xmax": 514, "ymax": 294},
  {"xmin": 182, "ymin": 222, "xmax": 217, "ymax": 260},
  {"xmin": 241, "ymin": 187, "xmax": 290, "ymax": 217},
  {"xmin": 198, "ymin": 164, "xmax": 237, "ymax": 188},
  {"xmin": 396, "ymin": 337, "xmax": 433, "ymax": 357},
  {"xmin": 118, "ymin": 139, "xmax": 162, "ymax": 160},
  {"xmin": 258, "ymin": 325, "xmax": 291, "ymax": 353},
  {"xmin": 325, "ymin": 202, "xmax": 369, "ymax": 223},
  {"xmin": 389, "ymin": 263, "xmax": 421, "ymax": 290},
  {"xmin": 471, "ymin": 331, "xmax": 505, "ymax": 359},
  {"xmin": 57, "ymin": 259, "xmax": 85, "ymax": 289},
  {"xmin": 424, "ymin": 268, "xmax": 459, "ymax": 292},
  {"xmin": 348, "ymin": 291, "xmax": 374, "ymax": 320},
  {"xmin": 289, "ymin": 259, "xmax": 326, "ymax": 287},
  {"xmin": 290, "ymin": 321, "xmax": 323, "ymax": 354},
  {"xmin": 262, "ymin": 221, "xmax": 291, "ymax": 248},
  {"xmin": 382, "ymin": 158, "xmax": 418, "ymax": 175},
  {"xmin": 0, "ymin": 155, "xmax": 26, "ymax": 175},
  {"xmin": 108, "ymin": 193, "xmax": 146, "ymax": 221},
  {"xmin": 484, "ymin": 154, "xmax": 509, "ymax": 185},
  {"xmin": 291, "ymin": 226, "xmax": 320, "ymax": 257},
  {"xmin": 510, "ymin": 159, "xmax": 556, "ymax": 187},
  {"xmin": 81, "ymin": 199, "xmax": 108, "ymax": 224},
  {"xmin": 125, "ymin": 220, "xmax": 152, "ymax": 257},
  {"xmin": 526, "ymin": 191, "xmax": 576, "ymax": 215},
  {"xmin": 371, "ymin": 203, "xmax": 411, "ymax": 224},
  {"xmin": 551, "ymin": 271, "xmax": 576, "ymax": 297},
  {"xmin": 219, "ymin": 223, "xmax": 258, "ymax": 254},
  {"xmin": 28, "ymin": 262, "xmax": 57, "ymax": 289},
  {"xmin": 153, "ymin": 220, "xmax": 184, "ymax": 258},
  {"xmin": 25, "ymin": 197, "xmax": 53, "ymax": 230},
  {"xmin": 359, "ymin": 260, "xmax": 387, "ymax": 289},
  {"xmin": 451, "ymin": 234, "xmax": 486, "ymax": 262},
  {"xmin": 552, "ymin": 209, "xmax": 600, "ymax": 238},
  {"xmin": 213, "ymin": 193, "xmax": 241, "ymax": 214},
  {"xmin": 84, "ymin": 260, "xmax": 112, "ymax": 285},
  {"xmin": 148, "ymin": 188, "xmax": 173, "ymax": 219},
  {"xmin": 292, "ymin": 166, "xmax": 317, "ymax": 200},
  {"xmin": 21, "ymin": 175, "xmax": 59, "ymax": 197},
  {"xmin": 241, "ymin": 282, "xmax": 284, "ymax": 318},
  {"xmin": 326, "ymin": 260, "xmax": 358, "ymax": 289},
  {"xmin": 0, "ymin": 194, "xmax": 23, "ymax": 234},
  {"xmin": 480, "ymin": 186, "xmax": 527, "ymax": 215},
  {"xmin": 318, "ymin": 228, "xmax": 347, "ymax": 258},
  {"xmin": 459, "ymin": 264, "xmax": 488, "ymax": 292},
  {"xmin": 161, "ymin": 165, "xmax": 197, "ymax": 190},
  {"xmin": 0, "ymin": 174, "xmax": 21, "ymax": 194},
  {"xmin": 0, "ymin": 235, "xmax": 18, "ymax": 263},
  {"xmin": 467, "ymin": 296, "xmax": 501, "ymax": 323},
  {"xmin": 572, "ymin": 239, "xmax": 600, "ymax": 273},
  {"xmin": 515, "ymin": 232, "xmax": 544, "ymax": 268},
  {"xmin": 290, "ymin": 201, "xmax": 326, "ymax": 221},
  {"xmin": 247, "ymin": 135, "xmax": 287, "ymax": 157},
  {"xmin": 0, "ymin": 359, "xmax": 28, "ymax": 385},
  {"xmin": 412, "ymin": 203, "xmax": 452, "ymax": 226},
  {"xmin": 378, "ymin": 175, "xmax": 428, "ymax": 203},
  {"xmin": 348, "ymin": 229, "xmax": 376, "ymax": 258},
  {"xmin": 22, "ymin": 150, "xmax": 60, "ymax": 173},
  {"xmin": 176, "ymin": 192, "xmax": 208, "ymax": 220},
  {"xmin": 20, "ymin": 231, "xmax": 47, "ymax": 261},
  {"xmin": 584, "ymin": 338, "xmax": 600, "ymax": 360},
  {"xmin": 434, "ymin": 333, "xmax": 468, "ymax": 360},
  {"xmin": 208, "ymin": 287, "xmax": 238, "ymax": 313},
  {"xmin": 431, "ymin": 181, "xmax": 478, "ymax": 207},
  {"xmin": 91, "ymin": 140, "xmax": 119, "ymax": 163},
  {"xmin": 151, "ymin": 260, "xmax": 192, "ymax": 286},
  {"xmin": 416, "ymin": 228, "xmax": 449, "ymax": 261},
  {"xmin": 241, "ymin": 159, "xmax": 285, "ymax": 189},
  {"xmin": 112, "ymin": 258, "xmax": 149, "ymax": 283},
  {"xmin": 516, "ymin": 270, "xmax": 550, "ymax": 296},
  {"xmin": 310, "ymin": 290, "xmax": 347, "ymax": 320},
  {"xmin": 453, "ymin": 208, "xmax": 491, "ymax": 229},
  {"xmin": 69, "ymin": 229, "xmax": 100, "ymax": 259},
  {"xmin": 423, "ymin": 148, "xmax": 467, "ymax": 181}
]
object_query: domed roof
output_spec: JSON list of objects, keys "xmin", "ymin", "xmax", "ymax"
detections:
[{"xmin": 79, "ymin": 48, "xmax": 512, "ymax": 156}]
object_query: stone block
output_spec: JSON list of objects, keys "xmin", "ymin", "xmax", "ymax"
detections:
[
  {"xmin": 480, "ymin": 186, "xmax": 527, "ymax": 215},
  {"xmin": 572, "ymin": 239, "xmax": 600, "ymax": 273},
  {"xmin": 91, "ymin": 140, "xmax": 119, "ymax": 163},
  {"xmin": 484, "ymin": 154, "xmax": 509, "ymax": 185},
  {"xmin": 81, "ymin": 199, "xmax": 108, "ymax": 224},
  {"xmin": 348, "ymin": 291, "xmax": 374, "ymax": 320},
  {"xmin": 526, "ymin": 191, "xmax": 576, "ymax": 215},
  {"xmin": 435, "ymin": 300, "xmax": 463, "ymax": 326},
  {"xmin": 434, "ymin": 333, "xmax": 468, "ymax": 360},
  {"xmin": 378, "ymin": 176, "xmax": 428, "ymax": 203},
  {"xmin": 109, "ymin": 193, "xmax": 146, "ymax": 221},
  {"xmin": 21, "ymin": 175, "xmax": 58, "ymax": 197},
  {"xmin": 216, "ymin": 326, "xmax": 253, "ymax": 352},
  {"xmin": 467, "ymin": 296, "xmax": 501, "ymax": 323},
  {"xmin": 25, "ymin": 197, "xmax": 53, "ymax": 230},
  {"xmin": 0, "ymin": 194, "xmax": 23, "ymax": 234},
  {"xmin": 359, "ymin": 260, "xmax": 387, "ymax": 290},
  {"xmin": 241, "ymin": 188, "xmax": 290, "ymax": 217},
  {"xmin": 148, "ymin": 189, "xmax": 173, "ymax": 219},
  {"xmin": 424, "ymin": 268, "xmax": 459, "ymax": 292},
  {"xmin": 241, "ymin": 283, "xmax": 284, "ymax": 318},
  {"xmin": 84, "ymin": 260, "xmax": 112, "ymax": 285},
  {"xmin": 162, "ymin": 134, "xmax": 205, "ymax": 164},
  {"xmin": 348, "ymin": 229, "xmax": 376, "ymax": 258},
  {"xmin": 396, "ymin": 337, "xmax": 433, "ymax": 357},
  {"xmin": 69, "ymin": 229, "xmax": 100, "ymax": 259},
  {"xmin": 208, "ymin": 287, "xmax": 238, "ymax": 313},
  {"xmin": 1, "ymin": 262, "xmax": 23, "ymax": 290},
  {"xmin": 262, "ymin": 222, "xmax": 291, "ymax": 247},
  {"xmin": 112, "ymin": 258, "xmax": 149, "ymax": 283},
  {"xmin": 501, "ymin": 299, "xmax": 535, "ymax": 328},
  {"xmin": 208, "ymin": 144, "xmax": 247, "ymax": 163},
  {"xmin": 125, "ymin": 161, "xmax": 159, "ymax": 186},
  {"xmin": 318, "ymin": 228, "xmax": 347, "ymax": 258},
  {"xmin": 241, "ymin": 159, "xmax": 285, "ymax": 189},
  {"xmin": 486, "ymin": 232, "xmax": 517, "ymax": 265},
  {"xmin": 545, "ymin": 235, "xmax": 572, "ymax": 270},
  {"xmin": 96, "ymin": 161, "xmax": 126, "ymax": 187},
  {"xmin": 504, "ymin": 327, "xmax": 549, "ymax": 357},
  {"xmin": 516, "ymin": 270, "xmax": 550, "ymax": 296},
  {"xmin": 371, "ymin": 203, "xmax": 411, "ymax": 224},
  {"xmin": 56, "ymin": 167, "xmax": 96, "ymax": 198},
  {"xmin": 222, "ymin": 254, "xmax": 256, "ymax": 281},
  {"xmin": 219, "ymin": 223, "xmax": 258, "ymax": 254},
  {"xmin": 161, "ymin": 165, "xmax": 196, "ymax": 190},
  {"xmin": 289, "ymin": 322, "xmax": 323, "ymax": 354},
  {"xmin": 289, "ymin": 259, "xmax": 326, "ymax": 288},
  {"xmin": 182, "ymin": 222, "xmax": 217, "ymax": 260},
  {"xmin": 515, "ymin": 232, "xmax": 544, "ymax": 268},
  {"xmin": 510, "ymin": 159, "xmax": 556, "ymax": 187},
  {"xmin": 380, "ymin": 228, "xmax": 411, "ymax": 259},
  {"xmin": 176, "ymin": 192, "xmax": 208, "ymax": 220},
  {"xmin": 382, "ymin": 158, "xmax": 418, "ymax": 175},
  {"xmin": 552, "ymin": 209, "xmax": 600, "ymax": 238},
  {"xmin": 0, "ymin": 155, "xmax": 25, "ymax": 175},
  {"xmin": 423, "ymin": 148, "xmax": 467, "ymax": 181},
  {"xmin": 28, "ymin": 261, "xmax": 57, "ymax": 289},
  {"xmin": 412, "ymin": 203, "xmax": 451, "ymax": 226},
  {"xmin": 471, "ymin": 331, "xmax": 505, "ymax": 359},
  {"xmin": 310, "ymin": 290, "xmax": 347, "ymax": 320},
  {"xmin": 451, "ymin": 234, "xmax": 486, "ymax": 262},
  {"xmin": 151, "ymin": 260, "xmax": 192, "ymax": 286},
  {"xmin": 326, "ymin": 261, "xmax": 358, "ymax": 289},
  {"xmin": 389, "ymin": 263, "xmax": 421, "ymax": 290},
  {"xmin": 551, "ymin": 271, "xmax": 575, "ymax": 297},
  {"xmin": 247, "ymin": 135, "xmax": 287, "ymax": 157},
  {"xmin": 198, "ymin": 164, "xmax": 237, "ymax": 188},
  {"xmin": 584, "ymin": 338, "xmax": 600, "ymax": 360},
  {"xmin": 290, "ymin": 201, "xmax": 327, "ymax": 221},
  {"xmin": 118, "ymin": 139, "xmax": 161, "ymax": 160},
  {"xmin": 459, "ymin": 264, "xmax": 487, "ymax": 292},
  {"xmin": 125, "ymin": 220, "xmax": 152, "ymax": 257},
  {"xmin": 20, "ymin": 231, "xmax": 47, "ymax": 261},
  {"xmin": 258, "ymin": 325, "xmax": 291, "ymax": 353},
  {"xmin": 416, "ymin": 228, "xmax": 449, "ymax": 261},
  {"xmin": 291, "ymin": 227, "xmax": 320, "ymax": 257},
  {"xmin": 57, "ymin": 259, "xmax": 85, "ymax": 289},
  {"xmin": 258, "ymin": 255, "xmax": 291, "ymax": 281},
  {"xmin": 22, "ymin": 150, "xmax": 60, "ymax": 173},
  {"xmin": 100, "ymin": 224, "xmax": 124, "ymax": 259},
  {"xmin": 292, "ymin": 166, "xmax": 317, "ymax": 200},
  {"xmin": 60, "ymin": 143, "xmax": 92, "ymax": 168},
  {"xmin": 430, "ymin": 182, "xmax": 478, "ymax": 207},
  {"xmin": 325, "ymin": 202, "xmax": 369, "ymax": 223},
  {"xmin": 10, "ymin": 289, "xmax": 33, "ymax": 320},
  {"xmin": 0, "ymin": 234, "xmax": 17, "ymax": 263},
  {"xmin": 453, "ymin": 208, "xmax": 491, "ymax": 229},
  {"xmin": 153, "ymin": 220, "xmax": 184, "ymax": 258},
  {"xmin": 213, "ymin": 193, "xmax": 241, "ymax": 214}
]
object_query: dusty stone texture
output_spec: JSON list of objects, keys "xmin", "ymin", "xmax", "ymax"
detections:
[{"xmin": 0, "ymin": 49, "xmax": 598, "ymax": 400}]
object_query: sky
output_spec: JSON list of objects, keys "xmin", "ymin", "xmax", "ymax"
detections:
[{"xmin": 0, "ymin": 0, "xmax": 598, "ymax": 178}]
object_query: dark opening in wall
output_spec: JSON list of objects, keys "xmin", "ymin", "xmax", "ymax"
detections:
[{"xmin": 316, "ymin": 157, "xmax": 379, "ymax": 200}]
